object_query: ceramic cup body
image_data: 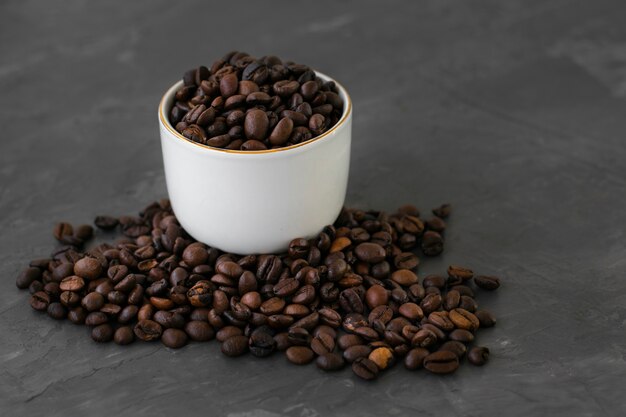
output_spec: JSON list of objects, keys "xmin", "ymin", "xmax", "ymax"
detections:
[{"xmin": 158, "ymin": 72, "xmax": 352, "ymax": 254}]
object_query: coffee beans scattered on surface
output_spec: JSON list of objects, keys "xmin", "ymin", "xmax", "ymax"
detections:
[
  {"xmin": 169, "ymin": 52, "xmax": 344, "ymax": 150},
  {"xmin": 16, "ymin": 199, "xmax": 501, "ymax": 380}
]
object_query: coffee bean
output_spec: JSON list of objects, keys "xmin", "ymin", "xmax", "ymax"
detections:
[
  {"xmin": 16, "ymin": 267, "xmax": 41, "ymax": 289},
  {"xmin": 420, "ymin": 293, "xmax": 442, "ymax": 314},
  {"xmin": 432, "ymin": 204, "xmax": 451, "ymax": 218},
  {"xmin": 216, "ymin": 326, "xmax": 243, "ymax": 342},
  {"xmin": 424, "ymin": 351, "xmax": 459, "ymax": 374},
  {"xmin": 475, "ymin": 309, "xmax": 497, "ymax": 327},
  {"xmin": 338, "ymin": 334, "xmax": 363, "ymax": 350},
  {"xmin": 91, "ymin": 324, "xmax": 114, "ymax": 343},
  {"xmin": 59, "ymin": 276, "xmax": 85, "ymax": 292},
  {"xmin": 244, "ymin": 109, "xmax": 269, "ymax": 141},
  {"xmin": 82, "ymin": 292, "xmax": 105, "ymax": 312},
  {"xmin": 310, "ymin": 332, "xmax": 335, "ymax": 356},
  {"xmin": 249, "ymin": 329, "xmax": 276, "ymax": 357},
  {"xmin": 448, "ymin": 265, "xmax": 473, "ymax": 281},
  {"xmin": 421, "ymin": 231, "xmax": 444, "ymax": 256},
  {"xmin": 47, "ymin": 302, "xmax": 66, "ymax": 320},
  {"xmin": 185, "ymin": 320, "xmax": 214, "ymax": 341},
  {"xmin": 114, "ymin": 326, "xmax": 134, "ymax": 345},
  {"xmin": 85, "ymin": 312, "xmax": 108, "ymax": 326},
  {"xmin": 269, "ymin": 117, "xmax": 294, "ymax": 146},
  {"xmin": 429, "ymin": 311, "xmax": 455, "ymax": 331},
  {"xmin": 439, "ymin": 340, "xmax": 467, "ymax": 358},
  {"xmin": 352, "ymin": 357, "xmax": 379, "ymax": 380},
  {"xmin": 354, "ymin": 242, "xmax": 386, "ymax": 263},
  {"xmin": 286, "ymin": 346, "xmax": 314, "ymax": 365},
  {"xmin": 221, "ymin": 335, "xmax": 249, "ymax": 357},
  {"xmin": 449, "ymin": 308, "xmax": 480, "ymax": 331},
  {"xmin": 316, "ymin": 352, "xmax": 345, "ymax": 371},
  {"xmin": 53, "ymin": 222, "xmax": 73, "ymax": 242},
  {"xmin": 369, "ymin": 347, "xmax": 395, "ymax": 370},
  {"xmin": 343, "ymin": 345, "xmax": 372, "ymax": 363},
  {"xmin": 474, "ymin": 275, "xmax": 501, "ymax": 291},
  {"xmin": 74, "ymin": 257, "xmax": 102, "ymax": 280},
  {"xmin": 404, "ymin": 347, "xmax": 430, "ymax": 370},
  {"xmin": 394, "ymin": 253, "xmax": 419, "ymax": 270},
  {"xmin": 468, "ymin": 346, "xmax": 490, "ymax": 366},
  {"xmin": 162, "ymin": 328, "xmax": 188, "ymax": 349},
  {"xmin": 134, "ymin": 319, "xmax": 163, "ymax": 341},
  {"xmin": 398, "ymin": 303, "xmax": 423, "ymax": 321},
  {"xmin": 449, "ymin": 329, "xmax": 475, "ymax": 343},
  {"xmin": 391, "ymin": 269, "xmax": 418, "ymax": 286},
  {"xmin": 94, "ymin": 215, "xmax": 118, "ymax": 230},
  {"xmin": 365, "ymin": 285, "xmax": 388, "ymax": 309}
]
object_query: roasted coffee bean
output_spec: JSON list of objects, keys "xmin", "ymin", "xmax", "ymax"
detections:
[
  {"xmin": 286, "ymin": 346, "xmax": 314, "ymax": 365},
  {"xmin": 16, "ymin": 267, "xmax": 42, "ymax": 289},
  {"xmin": 398, "ymin": 303, "xmax": 423, "ymax": 321},
  {"xmin": 420, "ymin": 293, "xmax": 442, "ymax": 314},
  {"xmin": 432, "ymin": 204, "xmax": 451, "ymax": 218},
  {"xmin": 94, "ymin": 215, "xmax": 118, "ymax": 230},
  {"xmin": 475, "ymin": 309, "xmax": 497, "ymax": 327},
  {"xmin": 449, "ymin": 329, "xmax": 475, "ymax": 343},
  {"xmin": 454, "ymin": 294, "xmax": 474, "ymax": 312},
  {"xmin": 68, "ymin": 307, "xmax": 87, "ymax": 324},
  {"xmin": 85, "ymin": 312, "xmax": 108, "ymax": 326},
  {"xmin": 448, "ymin": 265, "xmax": 473, "ymax": 281},
  {"xmin": 423, "ymin": 275, "xmax": 446, "ymax": 289},
  {"xmin": 310, "ymin": 333, "xmax": 335, "ymax": 356},
  {"xmin": 316, "ymin": 352, "xmax": 345, "ymax": 371},
  {"xmin": 468, "ymin": 346, "xmax": 490, "ymax": 366},
  {"xmin": 244, "ymin": 109, "xmax": 269, "ymax": 141},
  {"xmin": 424, "ymin": 351, "xmax": 459, "ymax": 374},
  {"xmin": 474, "ymin": 275, "xmax": 501, "ymax": 291},
  {"xmin": 369, "ymin": 347, "xmax": 395, "ymax": 370},
  {"xmin": 343, "ymin": 345, "xmax": 372, "ymax": 363},
  {"xmin": 449, "ymin": 308, "xmax": 480, "ymax": 331},
  {"xmin": 91, "ymin": 324, "xmax": 114, "ymax": 343},
  {"xmin": 421, "ymin": 231, "xmax": 444, "ymax": 256},
  {"xmin": 338, "ymin": 334, "xmax": 363, "ymax": 350},
  {"xmin": 81, "ymin": 292, "xmax": 105, "ymax": 312},
  {"xmin": 184, "ymin": 321, "xmax": 214, "ymax": 342},
  {"xmin": 249, "ymin": 329, "xmax": 276, "ymax": 357},
  {"xmin": 354, "ymin": 242, "xmax": 386, "ymax": 263},
  {"xmin": 404, "ymin": 347, "xmax": 430, "ymax": 370},
  {"xmin": 46, "ymin": 302, "xmax": 66, "ymax": 320},
  {"xmin": 439, "ymin": 340, "xmax": 467, "ymax": 358},
  {"xmin": 394, "ymin": 252, "xmax": 419, "ymax": 270},
  {"xmin": 216, "ymin": 326, "xmax": 244, "ymax": 342},
  {"xmin": 273, "ymin": 278, "xmax": 300, "ymax": 297},
  {"xmin": 134, "ymin": 319, "xmax": 163, "ymax": 341},
  {"xmin": 162, "ymin": 328, "xmax": 188, "ymax": 349},
  {"xmin": 221, "ymin": 335, "xmax": 249, "ymax": 357},
  {"xmin": 53, "ymin": 222, "xmax": 74, "ymax": 242},
  {"xmin": 391, "ymin": 269, "xmax": 418, "ymax": 286},
  {"xmin": 74, "ymin": 257, "xmax": 102, "ymax": 280},
  {"xmin": 59, "ymin": 276, "xmax": 85, "ymax": 292},
  {"xmin": 365, "ymin": 285, "xmax": 388, "ymax": 309},
  {"xmin": 352, "ymin": 357, "xmax": 379, "ymax": 380},
  {"xmin": 113, "ymin": 326, "xmax": 134, "ymax": 345},
  {"xmin": 428, "ymin": 311, "xmax": 455, "ymax": 331},
  {"xmin": 412, "ymin": 328, "xmax": 437, "ymax": 348},
  {"xmin": 182, "ymin": 243, "xmax": 208, "ymax": 267}
]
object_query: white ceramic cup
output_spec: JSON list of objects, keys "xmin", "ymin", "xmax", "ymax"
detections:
[{"xmin": 158, "ymin": 72, "xmax": 352, "ymax": 254}]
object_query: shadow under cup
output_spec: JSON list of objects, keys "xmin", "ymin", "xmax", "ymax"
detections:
[{"xmin": 158, "ymin": 72, "xmax": 353, "ymax": 254}]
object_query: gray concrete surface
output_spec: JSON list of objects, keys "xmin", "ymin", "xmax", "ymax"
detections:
[{"xmin": 2, "ymin": 0, "xmax": 626, "ymax": 416}]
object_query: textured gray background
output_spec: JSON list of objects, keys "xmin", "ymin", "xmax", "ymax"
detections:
[{"xmin": 2, "ymin": 0, "xmax": 626, "ymax": 416}]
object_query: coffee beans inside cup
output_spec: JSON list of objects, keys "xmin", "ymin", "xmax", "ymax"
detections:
[
  {"xmin": 16, "ymin": 199, "xmax": 500, "ymax": 380},
  {"xmin": 168, "ymin": 51, "xmax": 345, "ymax": 151}
]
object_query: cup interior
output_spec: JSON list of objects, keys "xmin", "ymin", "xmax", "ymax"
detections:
[{"xmin": 159, "ymin": 71, "xmax": 352, "ymax": 155}]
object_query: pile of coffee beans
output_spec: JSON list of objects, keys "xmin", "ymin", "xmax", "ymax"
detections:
[
  {"xmin": 169, "ymin": 51, "xmax": 344, "ymax": 150},
  {"xmin": 16, "ymin": 200, "xmax": 501, "ymax": 380}
]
